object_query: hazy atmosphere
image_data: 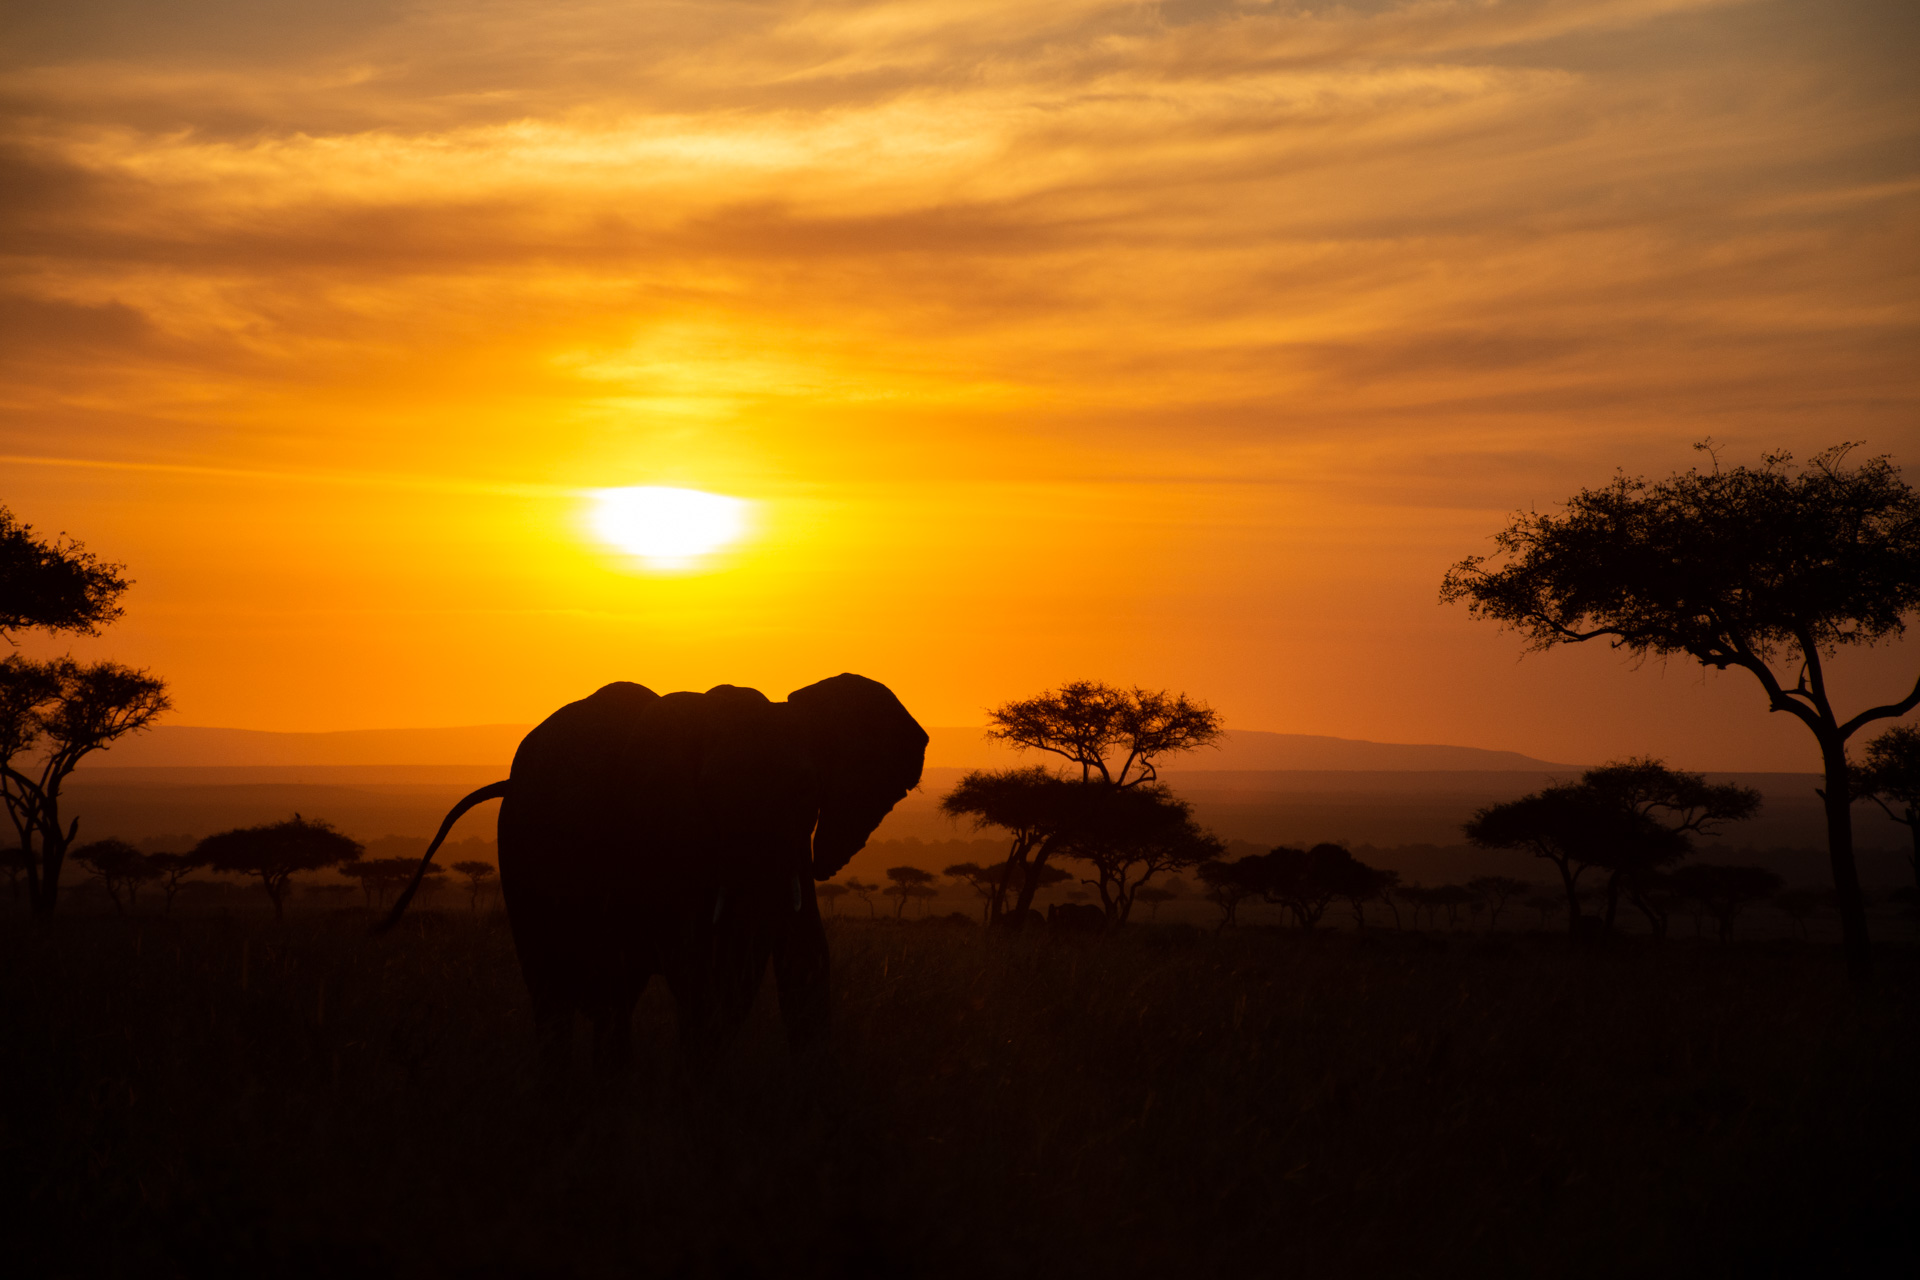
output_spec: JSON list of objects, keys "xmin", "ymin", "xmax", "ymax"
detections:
[
  {"xmin": 6, "ymin": 0, "xmax": 1916, "ymax": 768},
  {"xmin": 4, "ymin": 3, "xmax": 1917, "ymax": 1276}
]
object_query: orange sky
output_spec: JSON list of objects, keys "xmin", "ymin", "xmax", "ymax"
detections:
[{"xmin": 4, "ymin": 0, "xmax": 1917, "ymax": 771}]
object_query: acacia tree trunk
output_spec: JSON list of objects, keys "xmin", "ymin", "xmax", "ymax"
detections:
[
  {"xmin": 1007, "ymin": 837, "xmax": 1060, "ymax": 927},
  {"xmin": 1553, "ymin": 858, "xmax": 1581, "ymax": 936},
  {"xmin": 1818, "ymin": 739, "xmax": 1872, "ymax": 984},
  {"xmin": 29, "ymin": 820, "xmax": 77, "ymax": 920}
]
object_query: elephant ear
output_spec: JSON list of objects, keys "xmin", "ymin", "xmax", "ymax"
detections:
[{"xmin": 786, "ymin": 674, "xmax": 929, "ymax": 879}]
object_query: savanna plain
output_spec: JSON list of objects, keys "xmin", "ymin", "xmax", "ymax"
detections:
[{"xmin": 4, "ymin": 903, "xmax": 1912, "ymax": 1279}]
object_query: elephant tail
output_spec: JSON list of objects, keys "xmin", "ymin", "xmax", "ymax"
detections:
[{"xmin": 370, "ymin": 780, "xmax": 512, "ymax": 936}]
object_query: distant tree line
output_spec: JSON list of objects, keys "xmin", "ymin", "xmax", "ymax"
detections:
[
  {"xmin": 1442, "ymin": 443, "xmax": 1920, "ymax": 982},
  {"xmin": 17, "ymin": 819, "xmax": 503, "ymax": 920}
]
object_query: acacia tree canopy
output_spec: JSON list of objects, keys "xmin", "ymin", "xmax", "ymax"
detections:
[
  {"xmin": 1053, "ymin": 785, "xmax": 1222, "ymax": 922},
  {"xmin": 986, "ymin": 681, "xmax": 1223, "ymax": 787},
  {"xmin": 0, "ymin": 655, "xmax": 170, "ymax": 917},
  {"xmin": 1465, "ymin": 781, "xmax": 1679, "ymax": 934},
  {"xmin": 1442, "ymin": 445, "xmax": 1920, "ymax": 980},
  {"xmin": 72, "ymin": 838, "xmax": 158, "ymax": 913},
  {"xmin": 198, "ymin": 816, "xmax": 363, "ymax": 920},
  {"xmin": 0, "ymin": 507, "xmax": 130, "ymax": 639}
]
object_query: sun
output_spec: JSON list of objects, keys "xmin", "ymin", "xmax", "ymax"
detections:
[{"xmin": 588, "ymin": 486, "xmax": 751, "ymax": 568}]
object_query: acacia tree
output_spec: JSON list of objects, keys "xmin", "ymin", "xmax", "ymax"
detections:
[
  {"xmin": 1197, "ymin": 857, "xmax": 1262, "ymax": 929},
  {"xmin": 940, "ymin": 767, "xmax": 1084, "ymax": 925},
  {"xmin": 1668, "ymin": 864, "xmax": 1783, "ymax": 942},
  {"xmin": 1464, "ymin": 784, "xmax": 1652, "ymax": 933},
  {"xmin": 146, "ymin": 851, "xmax": 203, "ymax": 913},
  {"xmin": 1774, "ymin": 888, "xmax": 1827, "ymax": 940},
  {"xmin": 883, "ymin": 865, "xmax": 938, "ymax": 917},
  {"xmin": 1466, "ymin": 876, "xmax": 1530, "ymax": 931},
  {"xmin": 0, "ymin": 510, "xmax": 166, "ymax": 918},
  {"xmin": 1854, "ymin": 723, "xmax": 1920, "ymax": 891},
  {"xmin": 72, "ymin": 838, "xmax": 159, "ymax": 913},
  {"xmin": 948, "ymin": 682, "xmax": 1223, "ymax": 929},
  {"xmin": 1134, "ymin": 885, "xmax": 1177, "ymax": 921},
  {"xmin": 945, "ymin": 861, "xmax": 1005, "ymax": 923},
  {"xmin": 1246, "ymin": 844, "xmax": 1381, "ymax": 930},
  {"xmin": 843, "ymin": 879, "xmax": 879, "ymax": 917},
  {"xmin": 198, "ymin": 816, "xmax": 363, "ymax": 920},
  {"xmin": 1057, "ymin": 786, "xmax": 1221, "ymax": 923},
  {"xmin": 816, "ymin": 881, "xmax": 849, "ymax": 916},
  {"xmin": 2, "ymin": 657, "xmax": 170, "ymax": 917},
  {"xmin": 1578, "ymin": 760, "xmax": 1759, "ymax": 936},
  {"xmin": 1442, "ymin": 445, "xmax": 1920, "ymax": 980},
  {"xmin": 0, "ymin": 506, "xmax": 129, "ymax": 639},
  {"xmin": 450, "ymin": 859, "xmax": 497, "ymax": 913},
  {"xmin": 345, "ymin": 856, "xmax": 438, "ymax": 910},
  {"xmin": 986, "ymin": 680, "xmax": 1223, "ymax": 787}
]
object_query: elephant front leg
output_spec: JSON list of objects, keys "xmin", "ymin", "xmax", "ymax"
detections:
[{"xmin": 773, "ymin": 874, "xmax": 831, "ymax": 1049}]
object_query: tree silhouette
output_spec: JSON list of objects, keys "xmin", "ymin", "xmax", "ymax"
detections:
[
  {"xmin": 450, "ymin": 860, "xmax": 496, "ymax": 913},
  {"xmin": 1397, "ymin": 885, "xmax": 1438, "ymax": 929},
  {"xmin": 1774, "ymin": 887, "xmax": 1827, "ymax": 940},
  {"xmin": 0, "ymin": 506, "xmax": 129, "ymax": 639},
  {"xmin": 1, "ymin": 656, "xmax": 170, "ymax": 917},
  {"xmin": 71, "ymin": 838, "xmax": 159, "ymax": 913},
  {"xmin": 1197, "ymin": 857, "xmax": 1262, "ymax": 929},
  {"xmin": 1134, "ymin": 885, "xmax": 1177, "ymax": 921},
  {"xmin": 883, "ymin": 865, "xmax": 938, "ymax": 917},
  {"xmin": 1524, "ymin": 892, "xmax": 1560, "ymax": 928},
  {"xmin": 941, "ymin": 767, "xmax": 1085, "ymax": 925},
  {"xmin": 816, "ymin": 881, "xmax": 849, "ymax": 916},
  {"xmin": 1854, "ymin": 723, "xmax": 1920, "ymax": 891},
  {"xmin": 1244, "ymin": 844, "xmax": 1381, "ymax": 930},
  {"xmin": 1667, "ymin": 864, "xmax": 1784, "ymax": 942},
  {"xmin": 1442, "ymin": 444, "xmax": 1920, "ymax": 981},
  {"xmin": 1578, "ymin": 760, "xmax": 1759, "ymax": 936},
  {"xmin": 1467, "ymin": 776, "xmax": 1686, "ymax": 936},
  {"xmin": 1429, "ymin": 884, "xmax": 1477, "ymax": 930},
  {"xmin": 145, "ymin": 851, "xmax": 204, "ymax": 913},
  {"xmin": 944, "ymin": 861, "xmax": 1005, "ymax": 923},
  {"xmin": 345, "ymin": 856, "xmax": 434, "ymax": 910},
  {"xmin": 1056, "ymin": 786, "xmax": 1222, "ymax": 923},
  {"xmin": 986, "ymin": 680, "xmax": 1223, "ymax": 788},
  {"xmin": 1466, "ymin": 876, "xmax": 1529, "ymax": 930},
  {"xmin": 197, "ymin": 816, "xmax": 363, "ymax": 920},
  {"xmin": 1336, "ymin": 865, "xmax": 1397, "ymax": 930},
  {"xmin": 843, "ymin": 879, "xmax": 879, "ymax": 917}
]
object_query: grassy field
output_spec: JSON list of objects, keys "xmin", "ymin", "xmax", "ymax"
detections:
[{"xmin": 1, "ymin": 910, "xmax": 1912, "ymax": 1278}]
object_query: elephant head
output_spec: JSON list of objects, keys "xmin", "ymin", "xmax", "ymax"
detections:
[{"xmin": 786, "ymin": 674, "xmax": 928, "ymax": 879}]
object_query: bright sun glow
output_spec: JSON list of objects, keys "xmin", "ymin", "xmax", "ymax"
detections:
[{"xmin": 588, "ymin": 486, "xmax": 751, "ymax": 568}]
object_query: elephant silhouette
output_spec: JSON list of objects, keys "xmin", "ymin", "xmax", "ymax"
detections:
[{"xmin": 376, "ymin": 674, "xmax": 928, "ymax": 1067}]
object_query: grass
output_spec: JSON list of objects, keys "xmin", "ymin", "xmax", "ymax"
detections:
[{"xmin": 1, "ymin": 909, "xmax": 1912, "ymax": 1278}]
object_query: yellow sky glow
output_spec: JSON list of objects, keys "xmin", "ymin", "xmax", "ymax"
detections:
[{"xmin": 2, "ymin": 0, "xmax": 1916, "ymax": 769}]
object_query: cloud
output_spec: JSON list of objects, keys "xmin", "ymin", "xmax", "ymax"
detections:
[{"xmin": 0, "ymin": 0, "xmax": 1911, "ymax": 491}]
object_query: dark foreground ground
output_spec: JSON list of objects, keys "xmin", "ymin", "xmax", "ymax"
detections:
[{"xmin": 2, "ymin": 912, "xmax": 1912, "ymax": 1278}]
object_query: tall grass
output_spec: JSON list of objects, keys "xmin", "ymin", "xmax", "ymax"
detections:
[{"xmin": 1, "ymin": 911, "xmax": 1911, "ymax": 1277}]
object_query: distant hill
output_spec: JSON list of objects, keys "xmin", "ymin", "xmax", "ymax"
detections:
[
  {"xmin": 925, "ymin": 727, "xmax": 1576, "ymax": 773},
  {"xmin": 93, "ymin": 723, "xmax": 1577, "ymax": 773},
  {"xmin": 88, "ymin": 725, "xmax": 533, "ymax": 768}
]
